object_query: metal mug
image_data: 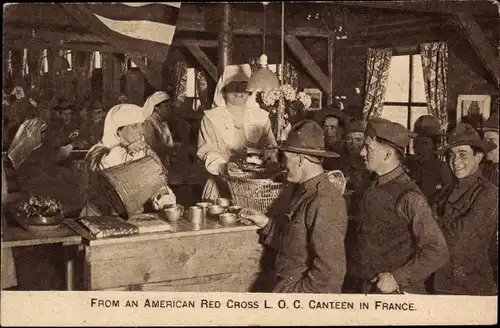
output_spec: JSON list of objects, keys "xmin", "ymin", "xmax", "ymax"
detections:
[
  {"xmin": 196, "ymin": 202, "xmax": 211, "ymax": 220},
  {"xmin": 216, "ymin": 198, "xmax": 231, "ymax": 207},
  {"xmin": 189, "ymin": 206, "xmax": 203, "ymax": 223}
]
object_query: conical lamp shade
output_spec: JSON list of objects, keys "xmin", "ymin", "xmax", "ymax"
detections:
[{"xmin": 247, "ymin": 67, "xmax": 280, "ymax": 93}]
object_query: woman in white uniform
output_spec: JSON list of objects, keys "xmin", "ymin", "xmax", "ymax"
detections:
[
  {"xmin": 80, "ymin": 103, "xmax": 175, "ymax": 217},
  {"xmin": 197, "ymin": 64, "xmax": 277, "ymax": 201}
]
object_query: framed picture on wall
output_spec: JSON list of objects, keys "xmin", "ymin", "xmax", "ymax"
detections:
[
  {"xmin": 456, "ymin": 94, "xmax": 491, "ymax": 123},
  {"xmin": 303, "ymin": 88, "xmax": 322, "ymax": 111}
]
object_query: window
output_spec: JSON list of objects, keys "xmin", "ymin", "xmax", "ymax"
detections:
[
  {"xmin": 381, "ymin": 54, "xmax": 428, "ymax": 131},
  {"xmin": 94, "ymin": 51, "xmax": 102, "ymax": 69},
  {"xmin": 381, "ymin": 54, "xmax": 428, "ymax": 153},
  {"xmin": 22, "ymin": 48, "xmax": 29, "ymax": 76},
  {"xmin": 64, "ymin": 50, "xmax": 72, "ymax": 71},
  {"xmin": 186, "ymin": 67, "xmax": 201, "ymax": 110},
  {"xmin": 41, "ymin": 49, "xmax": 49, "ymax": 74}
]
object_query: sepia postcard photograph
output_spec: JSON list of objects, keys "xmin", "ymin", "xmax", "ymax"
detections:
[{"xmin": 1, "ymin": 1, "xmax": 498, "ymax": 326}]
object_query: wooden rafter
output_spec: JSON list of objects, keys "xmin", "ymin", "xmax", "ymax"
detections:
[
  {"xmin": 285, "ymin": 35, "xmax": 331, "ymax": 96},
  {"xmin": 452, "ymin": 12, "xmax": 500, "ymax": 85},
  {"xmin": 335, "ymin": 1, "xmax": 497, "ymax": 16},
  {"xmin": 182, "ymin": 41, "xmax": 218, "ymax": 82}
]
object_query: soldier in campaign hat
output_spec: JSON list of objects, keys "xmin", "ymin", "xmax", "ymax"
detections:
[
  {"xmin": 432, "ymin": 123, "xmax": 498, "ymax": 295},
  {"xmin": 314, "ymin": 105, "xmax": 351, "ymax": 161},
  {"xmin": 344, "ymin": 118, "xmax": 449, "ymax": 294},
  {"xmin": 405, "ymin": 115, "xmax": 453, "ymax": 201},
  {"xmin": 241, "ymin": 120, "xmax": 348, "ymax": 293},
  {"xmin": 481, "ymin": 111, "xmax": 499, "ymax": 186}
]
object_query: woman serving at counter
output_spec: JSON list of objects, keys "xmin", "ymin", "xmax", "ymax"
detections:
[
  {"xmin": 197, "ymin": 64, "xmax": 277, "ymax": 201},
  {"xmin": 81, "ymin": 103, "xmax": 176, "ymax": 217}
]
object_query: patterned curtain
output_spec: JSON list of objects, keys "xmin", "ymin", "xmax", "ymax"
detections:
[
  {"xmin": 195, "ymin": 68, "xmax": 208, "ymax": 111},
  {"xmin": 249, "ymin": 57, "xmax": 260, "ymax": 74},
  {"xmin": 172, "ymin": 60, "xmax": 187, "ymax": 109},
  {"xmin": 420, "ymin": 42, "xmax": 448, "ymax": 133},
  {"xmin": 362, "ymin": 48, "xmax": 392, "ymax": 120}
]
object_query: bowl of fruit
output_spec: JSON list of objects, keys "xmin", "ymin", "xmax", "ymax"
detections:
[{"xmin": 13, "ymin": 196, "xmax": 64, "ymax": 227}]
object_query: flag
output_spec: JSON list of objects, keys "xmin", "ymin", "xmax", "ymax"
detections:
[{"xmin": 61, "ymin": 3, "xmax": 181, "ymax": 63}]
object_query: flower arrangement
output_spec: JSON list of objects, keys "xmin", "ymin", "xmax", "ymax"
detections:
[
  {"xmin": 257, "ymin": 84, "xmax": 313, "ymax": 140},
  {"xmin": 262, "ymin": 84, "xmax": 312, "ymax": 110}
]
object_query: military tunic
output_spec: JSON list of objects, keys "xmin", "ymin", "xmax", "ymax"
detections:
[
  {"xmin": 346, "ymin": 166, "xmax": 449, "ymax": 294},
  {"xmin": 481, "ymin": 161, "xmax": 499, "ymax": 187},
  {"xmin": 405, "ymin": 155, "xmax": 453, "ymax": 202},
  {"xmin": 259, "ymin": 172, "xmax": 348, "ymax": 293},
  {"xmin": 432, "ymin": 171, "xmax": 498, "ymax": 295}
]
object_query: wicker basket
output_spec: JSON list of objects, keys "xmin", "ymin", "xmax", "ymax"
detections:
[{"xmin": 223, "ymin": 170, "xmax": 285, "ymax": 214}]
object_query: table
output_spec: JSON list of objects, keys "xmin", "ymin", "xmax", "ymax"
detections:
[
  {"xmin": 1, "ymin": 223, "xmax": 82, "ymax": 290},
  {"xmin": 71, "ymin": 217, "xmax": 265, "ymax": 291}
]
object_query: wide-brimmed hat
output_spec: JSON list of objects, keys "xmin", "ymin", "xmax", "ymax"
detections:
[
  {"xmin": 314, "ymin": 105, "xmax": 351, "ymax": 127},
  {"xmin": 277, "ymin": 120, "xmax": 339, "ymax": 158},
  {"xmin": 437, "ymin": 123, "xmax": 497, "ymax": 154},
  {"xmin": 414, "ymin": 115, "xmax": 444, "ymax": 137},
  {"xmin": 345, "ymin": 119, "xmax": 366, "ymax": 134},
  {"xmin": 483, "ymin": 111, "xmax": 499, "ymax": 132},
  {"xmin": 366, "ymin": 118, "xmax": 415, "ymax": 153},
  {"xmin": 90, "ymin": 99, "xmax": 104, "ymax": 110}
]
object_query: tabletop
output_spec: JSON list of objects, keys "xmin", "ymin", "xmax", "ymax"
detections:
[
  {"xmin": 1, "ymin": 223, "xmax": 82, "ymax": 248},
  {"xmin": 65, "ymin": 215, "xmax": 259, "ymax": 247}
]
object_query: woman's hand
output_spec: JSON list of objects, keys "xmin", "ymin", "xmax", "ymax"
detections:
[
  {"xmin": 126, "ymin": 139, "xmax": 147, "ymax": 155},
  {"xmin": 225, "ymin": 162, "xmax": 244, "ymax": 176},
  {"xmin": 239, "ymin": 208, "xmax": 270, "ymax": 228}
]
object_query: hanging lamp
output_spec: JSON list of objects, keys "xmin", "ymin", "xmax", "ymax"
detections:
[{"xmin": 246, "ymin": 2, "xmax": 280, "ymax": 93}]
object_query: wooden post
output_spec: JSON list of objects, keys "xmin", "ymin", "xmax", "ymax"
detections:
[
  {"xmin": 218, "ymin": 3, "xmax": 233, "ymax": 75},
  {"xmin": 328, "ymin": 32, "xmax": 335, "ymax": 106}
]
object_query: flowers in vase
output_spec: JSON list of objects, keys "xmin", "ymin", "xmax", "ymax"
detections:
[{"xmin": 261, "ymin": 84, "xmax": 312, "ymax": 113}]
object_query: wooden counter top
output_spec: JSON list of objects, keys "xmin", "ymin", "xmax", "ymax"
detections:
[
  {"xmin": 1, "ymin": 224, "xmax": 82, "ymax": 248},
  {"xmin": 66, "ymin": 216, "xmax": 259, "ymax": 246}
]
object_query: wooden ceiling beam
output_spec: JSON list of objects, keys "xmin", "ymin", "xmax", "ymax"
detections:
[
  {"xmin": 452, "ymin": 12, "xmax": 500, "ymax": 85},
  {"xmin": 285, "ymin": 35, "xmax": 331, "ymax": 96},
  {"xmin": 334, "ymin": 1, "xmax": 497, "ymax": 16},
  {"xmin": 182, "ymin": 41, "xmax": 218, "ymax": 82}
]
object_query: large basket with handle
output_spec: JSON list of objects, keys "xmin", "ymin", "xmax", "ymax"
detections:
[{"xmin": 222, "ymin": 169, "xmax": 285, "ymax": 214}]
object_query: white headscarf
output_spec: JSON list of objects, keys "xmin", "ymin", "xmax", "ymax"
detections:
[
  {"xmin": 101, "ymin": 104, "xmax": 146, "ymax": 148},
  {"xmin": 212, "ymin": 64, "xmax": 252, "ymax": 108},
  {"xmin": 143, "ymin": 91, "xmax": 170, "ymax": 119}
]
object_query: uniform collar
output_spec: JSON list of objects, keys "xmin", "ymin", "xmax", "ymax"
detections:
[
  {"xmin": 377, "ymin": 165, "xmax": 404, "ymax": 186},
  {"xmin": 456, "ymin": 169, "xmax": 482, "ymax": 190}
]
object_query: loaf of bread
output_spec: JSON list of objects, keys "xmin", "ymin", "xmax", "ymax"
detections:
[{"xmin": 79, "ymin": 216, "xmax": 139, "ymax": 238}]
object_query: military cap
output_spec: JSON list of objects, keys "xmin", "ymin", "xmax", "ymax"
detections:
[
  {"xmin": 413, "ymin": 115, "xmax": 443, "ymax": 137},
  {"xmin": 278, "ymin": 120, "xmax": 339, "ymax": 158},
  {"xmin": 437, "ymin": 123, "xmax": 497, "ymax": 154},
  {"xmin": 314, "ymin": 105, "xmax": 351, "ymax": 127},
  {"xmin": 345, "ymin": 119, "xmax": 367, "ymax": 134},
  {"xmin": 365, "ymin": 118, "xmax": 415, "ymax": 153},
  {"xmin": 483, "ymin": 111, "xmax": 499, "ymax": 132}
]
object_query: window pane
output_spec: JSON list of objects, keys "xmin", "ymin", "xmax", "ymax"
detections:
[
  {"xmin": 409, "ymin": 106, "xmax": 429, "ymax": 132},
  {"xmin": 384, "ymin": 55, "xmax": 410, "ymax": 103},
  {"xmin": 186, "ymin": 68, "xmax": 196, "ymax": 97},
  {"xmin": 381, "ymin": 105, "xmax": 409, "ymax": 129},
  {"xmin": 411, "ymin": 55, "xmax": 426, "ymax": 103}
]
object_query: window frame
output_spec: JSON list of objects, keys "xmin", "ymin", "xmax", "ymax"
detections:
[{"xmin": 383, "ymin": 49, "xmax": 427, "ymax": 131}]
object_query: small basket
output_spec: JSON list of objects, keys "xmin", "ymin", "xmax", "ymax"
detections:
[{"xmin": 223, "ymin": 170, "xmax": 285, "ymax": 214}]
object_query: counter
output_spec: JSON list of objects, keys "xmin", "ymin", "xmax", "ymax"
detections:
[{"xmin": 67, "ymin": 217, "xmax": 265, "ymax": 292}]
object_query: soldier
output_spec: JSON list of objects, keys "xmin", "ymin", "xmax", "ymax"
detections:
[
  {"xmin": 405, "ymin": 115, "xmax": 453, "ymax": 202},
  {"xmin": 241, "ymin": 120, "xmax": 348, "ymax": 293},
  {"xmin": 344, "ymin": 118, "xmax": 449, "ymax": 294},
  {"xmin": 314, "ymin": 105, "xmax": 351, "ymax": 170},
  {"xmin": 433, "ymin": 123, "xmax": 498, "ymax": 295},
  {"xmin": 481, "ymin": 111, "xmax": 499, "ymax": 186}
]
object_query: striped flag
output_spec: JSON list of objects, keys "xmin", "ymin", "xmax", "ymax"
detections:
[{"xmin": 61, "ymin": 3, "xmax": 181, "ymax": 63}]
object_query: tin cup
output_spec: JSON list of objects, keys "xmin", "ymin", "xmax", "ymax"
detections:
[
  {"xmin": 217, "ymin": 198, "xmax": 231, "ymax": 208},
  {"xmin": 189, "ymin": 206, "xmax": 203, "ymax": 224},
  {"xmin": 196, "ymin": 202, "xmax": 212, "ymax": 220}
]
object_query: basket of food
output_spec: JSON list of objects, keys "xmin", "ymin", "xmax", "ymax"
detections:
[
  {"xmin": 12, "ymin": 196, "xmax": 64, "ymax": 228},
  {"xmin": 222, "ymin": 160, "xmax": 286, "ymax": 214}
]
